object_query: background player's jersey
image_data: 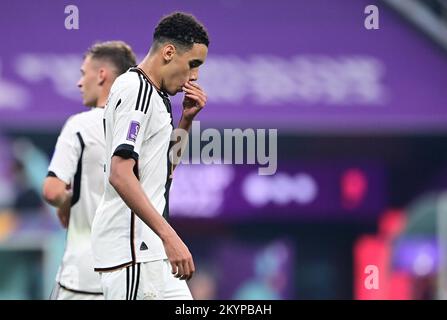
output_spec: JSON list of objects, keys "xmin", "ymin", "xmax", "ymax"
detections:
[
  {"xmin": 48, "ymin": 107, "xmax": 105, "ymax": 293},
  {"xmin": 92, "ymin": 68, "xmax": 173, "ymax": 271}
]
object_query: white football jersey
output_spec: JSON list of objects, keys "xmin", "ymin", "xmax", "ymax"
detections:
[
  {"xmin": 48, "ymin": 107, "xmax": 105, "ymax": 293},
  {"xmin": 91, "ymin": 67, "xmax": 174, "ymax": 271}
]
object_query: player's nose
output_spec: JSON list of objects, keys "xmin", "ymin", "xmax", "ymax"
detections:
[{"xmin": 189, "ymin": 69, "xmax": 198, "ymax": 82}]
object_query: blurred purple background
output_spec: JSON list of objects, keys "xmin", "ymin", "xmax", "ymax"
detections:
[
  {"xmin": 0, "ymin": 0, "xmax": 447, "ymax": 299},
  {"xmin": 0, "ymin": 0, "xmax": 446, "ymax": 131}
]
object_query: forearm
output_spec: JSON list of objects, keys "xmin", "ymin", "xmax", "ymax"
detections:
[
  {"xmin": 110, "ymin": 167, "xmax": 176, "ymax": 241},
  {"xmin": 49, "ymin": 191, "xmax": 71, "ymax": 207},
  {"xmin": 57, "ymin": 194, "xmax": 72, "ymax": 228},
  {"xmin": 178, "ymin": 115, "xmax": 193, "ymax": 132},
  {"xmin": 171, "ymin": 116, "xmax": 193, "ymax": 172},
  {"xmin": 58, "ymin": 192, "xmax": 72, "ymax": 208},
  {"xmin": 42, "ymin": 177, "xmax": 71, "ymax": 207}
]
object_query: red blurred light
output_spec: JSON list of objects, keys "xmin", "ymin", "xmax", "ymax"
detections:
[{"xmin": 341, "ymin": 168, "xmax": 368, "ymax": 209}]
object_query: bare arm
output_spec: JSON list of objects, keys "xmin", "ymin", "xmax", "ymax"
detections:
[
  {"xmin": 42, "ymin": 176, "xmax": 72, "ymax": 228},
  {"xmin": 109, "ymin": 155, "xmax": 195, "ymax": 280},
  {"xmin": 42, "ymin": 176, "xmax": 71, "ymax": 207},
  {"xmin": 56, "ymin": 196, "xmax": 71, "ymax": 229},
  {"xmin": 171, "ymin": 117, "xmax": 192, "ymax": 173}
]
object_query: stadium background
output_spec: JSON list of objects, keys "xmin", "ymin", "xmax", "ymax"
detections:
[{"xmin": 0, "ymin": 0, "xmax": 446, "ymax": 299}]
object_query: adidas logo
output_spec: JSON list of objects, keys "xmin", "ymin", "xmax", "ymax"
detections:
[{"xmin": 140, "ymin": 242, "xmax": 148, "ymax": 251}]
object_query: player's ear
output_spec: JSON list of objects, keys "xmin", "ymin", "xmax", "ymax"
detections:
[
  {"xmin": 162, "ymin": 44, "xmax": 176, "ymax": 63},
  {"xmin": 98, "ymin": 68, "xmax": 106, "ymax": 86}
]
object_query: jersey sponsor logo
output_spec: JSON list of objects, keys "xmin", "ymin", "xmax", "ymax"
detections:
[
  {"xmin": 126, "ymin": 120, "xmax": 140, "ymax": 143},
  {"xmin": 140, "ymin": 242, "xmax": 148, "ymax": 251}
]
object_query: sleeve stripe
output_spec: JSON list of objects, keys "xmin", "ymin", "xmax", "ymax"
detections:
[
  {"xmin": 134, "ymin": 74, "xmax": 153, "ymax": 114},
  {"xmin": 135, "ymin": 74, "xmax": 144, "ymax": 111},
  {"xmin": 139, "ymin": 77, "xmax": 149, "ymax": 113},
  {"xmin": 143, "ymin": 83, "xmax": 153, "ymax": 114}
]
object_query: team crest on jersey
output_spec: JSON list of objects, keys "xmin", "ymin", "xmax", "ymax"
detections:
[{"xmin": 126, "ymin": 120, "xmax": 140, "ymax": 143}]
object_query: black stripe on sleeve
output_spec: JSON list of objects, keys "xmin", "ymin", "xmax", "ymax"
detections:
[
  {"xmin": 71, "ymin": 132, "xmax": 85, "ymax": 207},
  {"xmin": 143, "ymin": 84, "xmax": 153, "ymax": 114},
  {"xmin": 130, "ymin": 68, "xmax": 153, "ymax": 114},
  {"xmin": 135, "ymin": 74, "xmax": 143, "ymax": 111},
  {"xmin": 140, "ymin": 79, "xmax": 149, "ymax": 113},
  {"xmin": 113, "ymin": 144, "xmax": 139, "ymax": 161}
]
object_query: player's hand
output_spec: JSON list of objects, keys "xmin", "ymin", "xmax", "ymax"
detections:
[
  {"xmin": 182, "ymin": 81, "xmax": 207, "ymax": 121},
  {"xmin": 56, "ymin": 193, "xmax": 71, "ymax": 229},
  {"xmin": 163, "ymin": 232, "xmax": 195, "ymax": 281},
  {"xmin": 56, "ymin": 186, "xmax": 72, "ymax": 229}
]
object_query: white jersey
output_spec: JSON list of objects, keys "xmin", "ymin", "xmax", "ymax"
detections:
[
  {"xmin": 48, "ymin": 107, "xmax": 105, "ymax": 293},
  {"xmin": 91, "ymin": 67, "xmax": 174, "ymax": 271}
]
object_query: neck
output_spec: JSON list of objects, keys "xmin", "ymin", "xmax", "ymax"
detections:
[
  {"xmin": 137, "ymin": 53, "xmax": 162, "ymax": 91},
  {"xmin": 95, "ymin": 83, "xmax": 112, "ymax": 108}
]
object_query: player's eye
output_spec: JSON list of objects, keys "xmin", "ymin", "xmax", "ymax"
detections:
[{"xmin": 189, "ymin": 60, "xmax": 202, "ymax": 69}]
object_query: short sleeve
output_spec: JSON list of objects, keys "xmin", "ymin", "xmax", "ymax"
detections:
[
  {"xmin": 47, "ymin": 116, "xmax": 82, "ymax": 185},
  {"xmin": 111, "ymin": 74, "xmax": 154, "ymax": 161}
]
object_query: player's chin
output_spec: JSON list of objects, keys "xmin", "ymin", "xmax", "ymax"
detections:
[
  {"xmin": 167, "ymin": 88, "xmax": 180, "ymax": 96},
  {"xmin": 83, "ymin": 99, "xmax": 95, "ymax": 107}
]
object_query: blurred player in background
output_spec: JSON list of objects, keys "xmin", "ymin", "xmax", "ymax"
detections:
[
  {"xmin": 91, "ymin": 12, "xmax": 209, "ymax": 300},
  {"xmin": 42, "ymin": 41, "xmax": 136, "ymax": 300}
]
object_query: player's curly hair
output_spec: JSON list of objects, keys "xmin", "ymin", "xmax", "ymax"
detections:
[
  {"xmin": 153, "ymin": 12, "xmax": 210, "ymax": 52},
  {"xmin": 85, "ymin": 41, "xmax": 137, "ymax": 75}
]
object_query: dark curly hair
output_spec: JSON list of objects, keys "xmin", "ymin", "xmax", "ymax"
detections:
[
  {"xmin": 85, "ymin": 41, "xmax": 137, "ymax": 75},
  {"xmin": 153, "ymin": 12, "xmax": 209, "ymax": 52}
]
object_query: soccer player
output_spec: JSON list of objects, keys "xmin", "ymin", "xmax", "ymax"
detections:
[
  {"xmin": 91, "ymin": 12, "xmax": 209, "ymax": 300},
  {"xmin": 42, "ymin": 41, "xmax": 137, "ymax": 300}
]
